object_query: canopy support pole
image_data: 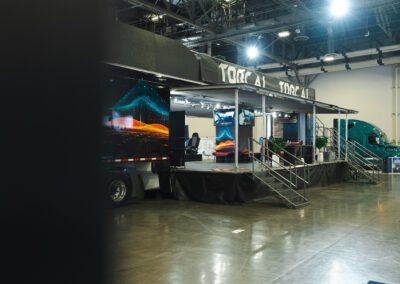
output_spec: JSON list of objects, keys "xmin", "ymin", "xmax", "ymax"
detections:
[
  {"xmin": 235, "ymin": 89, "xmax": 239, "ymax": 170},
  {"xmin": 338, "ymin": 111, "xmax": 341, "ymax": 160},
  {"xmin": 312, "ymin": 105, "xmax": 316, "ymax": 164},
  {"xmin": 345, "ymin": 112, "xmax": 348, "ymax": 161},
  {"xmin": 262, "ymin": 96, "xmax": 266, "ymax": 138}
]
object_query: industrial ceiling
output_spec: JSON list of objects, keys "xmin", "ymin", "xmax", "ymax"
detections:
[{"xmin": 115, "ymin": 0, "xmax": 400, "ymax": 80}]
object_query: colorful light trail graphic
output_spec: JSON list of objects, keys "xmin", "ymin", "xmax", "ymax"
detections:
[
  {"xmin": 104, "ymin": 117, "xmax": 169, "ymax": 137},
  {"xmin": 216, "ymin": 140, "xmax": 235, "ymax": 152},
  {"xmin": 216, "ymin": 126, "xmax": 235, "ymax": 141}
]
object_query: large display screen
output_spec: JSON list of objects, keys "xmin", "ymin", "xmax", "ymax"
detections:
[
  {"xmin": 101, "ymin": 76, "xmax": 169, "ymax": 159},
  {"xmin": 215, "ymin": 125, "xmax": 235, "ymax": 153},
  {"xmin": 239, "ymin": 108, "xmax": 255, "ymax": 126},
  {"xmin": 214, "ymin": 109, "xmax": 235, "ymax": 126}
]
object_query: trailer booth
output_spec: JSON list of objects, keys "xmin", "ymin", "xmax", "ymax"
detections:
[{"xmin": 101, "ymin": 21, "xmax": 360, "ymax": 208}]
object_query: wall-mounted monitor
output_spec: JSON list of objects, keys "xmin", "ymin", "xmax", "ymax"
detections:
[
  {"xmin": 239, "ymin": 108, "xmax": 255, "ymax": 126},
  {"xmin": 214, "ymin": 109, "xmax": 235, "ymax": 126}
]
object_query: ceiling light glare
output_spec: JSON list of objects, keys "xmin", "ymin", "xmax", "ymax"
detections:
[
  {"xmin": 329, "ymin": 0, "xmax": 349, "ymax": 18},
  {"xmin": 324, "ymin": 55, "xmax": 335, "ymax": 62},
  {"xmin": 216, "ymin": 103, "xmax": 221, "ymax": 109},
  {"xmin": 278, "ymin": 31, "xmax": 291, "ymax": 38},
  {"xmin": 272, "ymin": 112, "xmax": 277, "ymax": 118},
  {"xmin": 246, "ymin": 46, "xmax": 259, "ymax": 59}
]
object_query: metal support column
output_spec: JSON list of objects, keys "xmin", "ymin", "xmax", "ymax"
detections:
[
  {"xmin": 396, "ymin": 65, "xmax": 398, "ymax": 145},
  {"xmin": 262, "ymin": 96, "xmax": 266, "ymax": 138},
  {"xmin": 262, "ymin": 96, "xmax": 266, "ymax": 162},
  {"xmin": 345, "ymin": 112, "xmax": 348, "ymax": 160},
  {"xmin": 207, "ymin": 42, "xmax": 212, "ymax": 56},
  {"xmin": 312, "ymin": 105, "xmax": 316, "ymax": 164},
  {"xmin": 235, "ymin": 89, "xmax": 239, "ymax": 170},
  {"xmin": 338, "ymin": 111, "xmax": 341, "ymax": 159}
]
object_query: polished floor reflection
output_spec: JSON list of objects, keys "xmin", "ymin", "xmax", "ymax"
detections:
[{"xmin": 106, "ymin": 175, "xmax": 400, "ymax": 284}]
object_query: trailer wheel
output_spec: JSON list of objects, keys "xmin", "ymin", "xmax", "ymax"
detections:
[{"xmin": 106, "ymin": 176, "xmax": 131, "ymax": 206}]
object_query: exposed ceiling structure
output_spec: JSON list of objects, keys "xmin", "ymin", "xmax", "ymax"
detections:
[{"xmin": 116, "ymin": 0, "xmax": 400, "ymax": 81}]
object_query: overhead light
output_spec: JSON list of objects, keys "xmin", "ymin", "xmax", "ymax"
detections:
[
  {"xmin": 216, "ymin": 103, "xmax": 221, "ymax": 109},
  {"xmin": 329, "ymin": 0, "xmax": 349, "ymax": 18},
  {"xmin": 278, "ymin": 31, "xmax": 291, "ymax": 38},
  {"xmin": 246, "ymin": 46, "xmax": 259, "ymax": 59},
  {"xmin": 151, "ymin": 14, "xmax": 163, "ymax": 22},
  {"xmin": 272, "ymin": 112, "xmax": 277, "ymax": 118},
  {"xmin": 324, "ymin": 56, "xmax": 335, "ymax": 62},
  {"xmin": 323, "ymin": 53, "xmax": 338, "ymax": 62}
]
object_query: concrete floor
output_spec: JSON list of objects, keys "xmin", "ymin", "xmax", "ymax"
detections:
[{"xmin": 106, "ymin": 175, "xmax": 400, "ymax": 284}]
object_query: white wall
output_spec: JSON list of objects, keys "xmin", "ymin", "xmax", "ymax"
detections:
[
  {"xmin": 185, "ymin": 116, "xmax": 215, "ymax": 138},
  {"xmin": 310, "ymin": 65, "xmax": 398, "ymax": 143}
]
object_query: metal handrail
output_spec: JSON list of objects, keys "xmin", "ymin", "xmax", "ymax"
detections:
[
  {"xmin": 347, "ymin": 154, "xmax": 379, "ymax": 181},
  {"xmin": 264, "ymin": 138, "xmax": 310, "ymax": 186},
  {"xmin": 332, "ymin": 130, "xmax": 383, "ymax": 171},
  {"xmin": 331, "ymin": 128, "xmax": 383, "ymax": 163},
  {"xmin": 248, "ymin": 138, "xmax": 297, "ymax": 189},
  {"xmin": 248, "ymin": 137, "xmax": 309, "ymax": 191},
  {"xmin": 332, "ymin": 135, "xmax": 380, "ymax": 181}
]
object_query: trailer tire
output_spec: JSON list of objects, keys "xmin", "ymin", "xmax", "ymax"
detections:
[{"xmin": 105, "ymin": 175, "xmax": 131, "ymax": 207}]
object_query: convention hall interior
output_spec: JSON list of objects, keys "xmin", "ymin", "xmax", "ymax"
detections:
[{"xmin": 3, "ymin": 0, "xmax": 400, "ymax": 283}]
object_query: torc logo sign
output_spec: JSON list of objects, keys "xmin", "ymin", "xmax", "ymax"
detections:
[
  {"xmin": 278, "ymin": 81, "xmax": 309, "ymax": 99},
  {"xmin": 218, "ymin": 63, "xmax": 311, "ymax": 99}
]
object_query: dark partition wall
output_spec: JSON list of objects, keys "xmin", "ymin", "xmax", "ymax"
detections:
[{"xmin": 170, "ymin": 111, "xmax": 186, "ymax": 167}]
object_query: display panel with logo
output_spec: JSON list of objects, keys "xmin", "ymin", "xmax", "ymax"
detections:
[
  {"xmin": 102, "ymin": 77, "xmax": 169, "ymax": 159},
  {"xmin": 239, "ymin": 109, "xmax": 255, "ymax": 126},
  {"xmin": 214, "ymin": 109, "xmax": 235, "ymax": 126}
]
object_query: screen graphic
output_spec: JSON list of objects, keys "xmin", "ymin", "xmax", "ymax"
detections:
[
  {"xmin": 239, "ymin": 109, "xmax": 255, "ymax": 126},
  {"xmin": 102, "ymin": 78, "xmax": 169, "ymax": 159},
  {"xmin": 215, "ymin": 125, "xmax": 235, "ymax": 153},
  {"xmin": 214, "ymin": 109, "xmax": 235, "ymax": 126}
]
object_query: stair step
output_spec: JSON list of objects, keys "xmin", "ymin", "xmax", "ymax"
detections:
[
  {"xmin": 261, "ymin": 176, "xmax": 276, "ymax": 183},
  {"xmin": 293, "ymin": 202, "xmax": 310, "ymax": 208},
  {"xmin": 275, "ymin": 189, "xmax": 295, "ymax": 196}
]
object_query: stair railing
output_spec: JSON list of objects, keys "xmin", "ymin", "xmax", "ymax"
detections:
[
  {"xmin": 264, "ymin": 138, "xmax": 310, "ymax": 194},
  {"xmin": 248, "ymin": 138, "xmax": 308, "ymax": 206},
  {"xmin": 248, "ymin": 138, "xmax": 310, "ymax": 191},
  {"xmin": 331, "ymin": 130, "xmax": 381, "ymax": 182},
  {"xmin": 248, "ymin": 138, "xmax": 297, "ymax": 189}
]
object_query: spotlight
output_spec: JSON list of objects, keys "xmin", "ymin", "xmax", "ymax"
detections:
[
  {"xmin": 323, "ymin": 55, "xmax": 336, "ymax": 62},
  {"xmin": 246, "ymin": 46, "xmax": 259, "ymax": 59},
  {"xmin": 329, "ymin": 0, "xmax": 349, "ymax": 18},
  {"xmin": 278, "ymin": 31, "xmax": 291, "ymax": 38}
]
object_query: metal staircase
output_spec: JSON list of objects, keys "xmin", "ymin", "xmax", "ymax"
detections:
[
  {"xmin": 332, "ymin": 128, "xmax": 382, "ymax": 184},
  {"xmin": 316, "ymin": 117, "xmax": 383, "ymax": 184},
  {"xmin": 248, "ymin": 138, "xmax": 310, "ymax": 209}
]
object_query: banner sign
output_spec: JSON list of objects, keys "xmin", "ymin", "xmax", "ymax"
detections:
[
  {"xmin": 390, "ymin": 157, "xmax": 400, "ymax": 173},
  {"xmin": 198, "ymin": 54, "xmax": 316, "ymax": 100}
]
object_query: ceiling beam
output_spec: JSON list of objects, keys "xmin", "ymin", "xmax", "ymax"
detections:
[{"xmin": 127, "ymin": 0, "xmax": 215, "ymax": 34}]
